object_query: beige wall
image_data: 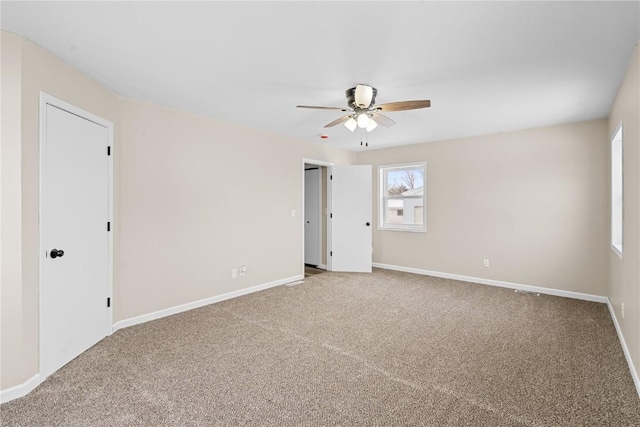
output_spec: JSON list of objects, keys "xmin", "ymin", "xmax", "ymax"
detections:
[
  {"xmin": 608, "ymin": 43, "xmax": 640, "ymax": 380},
  {"xmin": 1, "ymin": 31, "xmax": 24, "ymax": 388},
  {"xmin": 115, "ymin": 100, "xmax": 354, "ymax": 321},
  {"xmin": 357, "ymin": 119, "xmax": 609, "ymax": 296},
  {"xmin": 1, "ymin": 32, "xmax": 120, "ymax": 389}
]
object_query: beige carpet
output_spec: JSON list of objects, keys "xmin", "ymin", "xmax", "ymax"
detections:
[{"xmin": 2, "ymin": 269, "xmax": 639, "ymax": 426}]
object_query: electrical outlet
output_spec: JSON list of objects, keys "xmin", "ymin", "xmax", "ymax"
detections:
[
  {"xmin": 483, "ymin": 259, "xmax": 490, "ymax": 268},
  {"xmin": 239, "ymin": 265, "xmax": 247, "ymax": 276},
  {"xmin": 622, "ymin": 303, "xmax": 625, "ymax": 318},
  {"xmin": 231, "ymin": 268, "xmax": 238, "ymax": 279}
]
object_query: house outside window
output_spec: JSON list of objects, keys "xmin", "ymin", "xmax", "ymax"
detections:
[{"xmin": 379, "ymin": 162, "xmax": 426, "ymax": 232}]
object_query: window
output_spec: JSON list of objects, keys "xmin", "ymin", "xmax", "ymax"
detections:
[
  {"xmin": 379, "ymin": 162, "xmax": 426, "ymax": 232},
  {"xmin": 611, "ymin": 124, "xmax": 623, "ymax": 257}
]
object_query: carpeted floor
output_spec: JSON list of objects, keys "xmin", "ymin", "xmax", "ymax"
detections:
[{"xmin": 2, "ymin": 269, "xmax": 639, "ymax": 426}]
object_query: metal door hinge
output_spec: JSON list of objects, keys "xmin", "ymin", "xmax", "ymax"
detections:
[
  {"xmin": 330, "ymin": 175, "xmax": 332, "ymax": 180},
  {"xmin": 330, "ymin": 251, "xmax": 333, "ymax": 256},
  {"xmin": 330, "ymin": 213, "xmax": 333, "ymax": 218},
  {"xmin": 107, "ymin": 222, "xmax": 111, "ymax": 231},
  {"xmin": 107, "ymin": 297, "xmax": 111, "ymax": 308},
  {"xmin": 107, "ymin": 146, "xmax": 111, "ymax": 156}
]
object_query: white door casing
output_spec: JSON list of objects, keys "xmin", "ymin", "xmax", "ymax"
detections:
[
  {"xmin": 330, "ymin": 165, "xmax": 372, "ymax": 272},
  {"xmin": 39, "ymin": 94, "xmax": 113, "ymax": 379},
  {"xmin": 304, "ymin": 167, "xmax": 321, "ymax": 266}
]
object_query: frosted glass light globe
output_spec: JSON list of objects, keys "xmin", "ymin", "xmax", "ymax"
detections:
[{"xmin": 357, "ymin": 113, "xmax": 370, "ymax": 128}]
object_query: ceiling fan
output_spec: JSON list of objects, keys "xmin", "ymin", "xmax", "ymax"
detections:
[{"xmin": 297, "ymin": 84, "xmax": 431, "ymax": 132}]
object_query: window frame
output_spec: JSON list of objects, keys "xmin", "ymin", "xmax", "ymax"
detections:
[
  {"xmin": 378, "ymin": 162, "xmax": 427, "ymax": 232},
  {"xmin": 611, "ymin": 123, "xmax": 623, "ymax": 258}
]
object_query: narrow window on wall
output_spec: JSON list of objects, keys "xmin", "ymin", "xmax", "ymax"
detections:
[
  {"xmin": 379, "ymin": 162, "xmax": 426, "ymax": 232},
  {"xmin": 611, "ymin": 124, "xmax": 623, "ymax": 257}
]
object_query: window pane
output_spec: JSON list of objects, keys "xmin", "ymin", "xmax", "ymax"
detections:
[
  {"xmin": 386, "ymin": 200, "xmax": 404, "ymax": 224},
  {"xmin": 386, "ymin": 168, "xmax": 423, "ymax": 196},
  {"xmin": 379, "ymin": 163, "xmax": 426, "ymax": 231},
  {"xmin": 611, "ymin": 126, "xmax": 623, "ymax": 254}
]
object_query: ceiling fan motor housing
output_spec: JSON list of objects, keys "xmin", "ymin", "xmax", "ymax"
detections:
[{"xmin": 346, "ymin": 85, "xmax": 377, "ymax": 109}]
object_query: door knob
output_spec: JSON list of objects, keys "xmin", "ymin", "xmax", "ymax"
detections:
[
  {"xmin": 366, "ymin": 222, "xmax": 371, "ymax": 227},
  {"xmin": 50, "ymin": 249, "xmax": 65, "ymax": 259}
]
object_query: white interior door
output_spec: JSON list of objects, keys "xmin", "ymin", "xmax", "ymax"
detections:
[
  {"xmin": 41, "ymin": 100, "xmax": 111, "ymax": 378},
  {"xmin": 330, "ymin": 165, "xmax": 372, "ymax": 272},
  {"xmin": 304, "ymin": 167, "xmax": 321, "ymax": 266}
]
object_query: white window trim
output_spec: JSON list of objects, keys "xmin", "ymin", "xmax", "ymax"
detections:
[
  {"xmin": 611, "ymin": 122, "xmax": 623, "ymax": 259},
  {"xmin": 378, "ymin": 162, "xmax": 427, "ymax": 232}
]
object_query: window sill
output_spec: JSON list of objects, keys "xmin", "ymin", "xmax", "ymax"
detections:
[{"xmin": 378, "ymin": 226, "xmax": 426, "ymax": 233}]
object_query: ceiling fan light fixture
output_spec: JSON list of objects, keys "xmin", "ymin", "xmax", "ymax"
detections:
[
  {"xmin": 366, "ymin": 118, "xmax": 378, "ymax": 132},
  {"xmin": 357, "ymin": 113, "xmax": 370, "ymax": 128},
  {"xmin": 299, "ymin": 84, "xmax": 430, "ymax": 139},
  {"xmin": 354, "ymin": 84, "xmax": 374, "ymax": 108},
  {"xmin": 344, "ymin": 117, "xmax": 357, "ymax": 132}
]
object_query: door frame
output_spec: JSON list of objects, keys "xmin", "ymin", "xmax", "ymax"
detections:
[
  {"xmin": 304, "ymin": 166, "xmax": 322, "ymax": 267},
  {"xmin": 301, "ymin": 159, "xmax": 333, "ymax": 272},
  {"xmin": 38, "ymin": 92, "xmax": 114, "ymax": 379}
]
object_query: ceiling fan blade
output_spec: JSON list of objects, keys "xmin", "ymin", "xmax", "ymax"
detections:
[
  {"xmin": 324, "ymin": 115, "xmax": 353, "ymax": 128},
  {"xmin": 355, "ymin": 84, "xmax": 374, "ymax": 108},
  {"xmin": 370, "ymin": 112, "xmax": 396, "ymax": 127},
  {"xmin": 297, "ymin": 105, "xmax": 349, "ymax": 111},
  {"xmin": 374, "ymin": 100, "xmax": 431, "ymax": 112}
]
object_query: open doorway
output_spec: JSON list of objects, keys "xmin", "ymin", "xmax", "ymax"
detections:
[
  {"xmin": 301, "ymin": 160, "xmax": 373, "ymax": 275},
  {"xmin": 303, "ymin": 159, "xmax": 332, "ymax": 276}
]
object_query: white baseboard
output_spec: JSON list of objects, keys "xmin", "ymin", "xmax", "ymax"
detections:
[
  {"xmin": 112, "ymin": 274, "xmax": 303, "ymax": 332},
  {"xmin": 317, "ymin": 264, "xmax": 327, "ymax": 270},
  {"xmin": 607, "ymin": 299, "xmax": 640, "ymax": 398},
  {"xmin": 0, "ymin": 374, "xmax": 41, "ymax": 404},
  {"xmin": 372, "ymin": 263, "xmax": 608, "ymax": 303}
]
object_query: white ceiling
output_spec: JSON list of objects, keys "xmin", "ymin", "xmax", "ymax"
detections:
[{"xmin": 2, "ymin": 1, "xmax": 638, "ymax": 151}]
